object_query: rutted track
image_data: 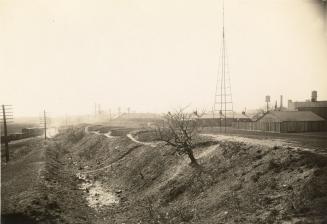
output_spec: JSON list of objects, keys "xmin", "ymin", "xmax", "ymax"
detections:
[
  {"xmin": 81, "ymin": 126, "xmax": 158, "ymax": 174},
  {"xmin": 85, "ymin": 125, "xmax": 158, "ymax": 146},
  {"xmin": 126, "ymin": 133, "xmax": 158, "ymax": 147}
]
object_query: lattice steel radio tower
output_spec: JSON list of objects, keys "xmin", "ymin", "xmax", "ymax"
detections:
[{"xmin": 213, "ymin": 0, "xmax": 234, "ymax": 131}]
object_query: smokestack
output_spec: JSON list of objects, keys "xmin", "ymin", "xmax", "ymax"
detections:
[
  {"xmin": 280, "ymin": 95, "xmax": 283, "ymax": 110},
  {"xmin": 311, "ymin": 90, "xmax": 317, "ymax": 102}
]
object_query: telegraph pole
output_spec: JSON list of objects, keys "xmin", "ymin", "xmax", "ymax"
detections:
[
  {"xmin": 40, "ymin": 110, "xmax": 48, "ymax": 140},
  {"xmin": 1, "ymin": 105, "xmax": 13, "ymax": 162},
  {"xmin": 44, "ymin": 110, "xmax": 47, "ymax": 140}
]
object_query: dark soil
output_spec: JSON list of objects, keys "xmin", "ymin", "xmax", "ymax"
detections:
[{"xmin": 2, "ymin": 125, "xmax": 327, "ymax": 223}]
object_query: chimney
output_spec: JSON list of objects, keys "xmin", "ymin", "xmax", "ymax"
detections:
[
  {"xmin": 311, "ymin": 90, "xmax": 317, "ymax": 102},
  {"xmin": 280, "ymin": 95, "xmax": 283, "ymax": 110}
]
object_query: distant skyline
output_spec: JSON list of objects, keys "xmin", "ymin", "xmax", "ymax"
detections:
[{"xmin": 1, "ymin": 0, "xmax": 327, "ymax": 117}]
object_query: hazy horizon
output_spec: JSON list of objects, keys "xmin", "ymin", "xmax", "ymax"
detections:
[{"xmin": 1, "ymin": 0, "xmax": 327, "ymax": 117}]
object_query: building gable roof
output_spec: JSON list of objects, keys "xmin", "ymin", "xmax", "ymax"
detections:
[
  {"xmin": 117, "ymin": 113, "xmax": 163, "ymax": 120},
  {"xmin": 259, "ymin": 111, "xmax": 325, "ymax": 122},
  {"xmin": 199, "ymin": 113, "xmax": 251, "ymax": 120}
]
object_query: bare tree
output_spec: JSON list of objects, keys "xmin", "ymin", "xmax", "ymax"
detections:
[{"xmin": 156, "ymin": 109, "xmax": 204, "ymax": 165}]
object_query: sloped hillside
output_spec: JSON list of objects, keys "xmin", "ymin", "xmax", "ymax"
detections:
[
  {"xmin": 1, "ymin": 134, "xmax": 97, "ymax": 224},
  {"xmin": 59, "ymin": 126, "xmax": 327, "ymax": 223},
  {"xmin": 2, "ymin": 126, "xmax": 327, "ymax": 223}
]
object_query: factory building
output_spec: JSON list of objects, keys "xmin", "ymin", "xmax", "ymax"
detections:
[
  {"xmin": 232, "ymin": 91, "xmax": 327, "ymax": 133},
  {"xmin": 257, "ymin": 111, "xmax": 326, "ymax": 132},
  {"xmin": 233, "ymin": 111, "xmax": 326, "ymax": 133},
  {"xmin": 288, "ymin": 91, "xmax": 327, "ymax": 120}
]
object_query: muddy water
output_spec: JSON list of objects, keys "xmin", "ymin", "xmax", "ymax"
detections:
[{"xmin": 76, "ymin": 173, "xmax": 119, "ymax": 209}]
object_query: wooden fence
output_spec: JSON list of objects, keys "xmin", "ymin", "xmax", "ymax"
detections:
[{"xmin": 232, "ymin": 121, "xmax": 327, "ymax": 133}]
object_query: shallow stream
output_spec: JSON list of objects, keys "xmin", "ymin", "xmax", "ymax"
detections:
[{"xmin": 76, "ymin": 173, "xmax": 119, "ymax": 209}]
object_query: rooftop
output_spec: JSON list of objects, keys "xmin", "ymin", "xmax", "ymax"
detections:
[
  {"xmin": 117, "ymin": 113, "xmax": 163, "ymax": 120},
  {"xmin": 261, "ymin": 111, "xmax": 325, "ymax": 122},
  {"xmin": 200, "ymin": 113, "xmax": 251, "ymax": 120},
  {"xmin": 288, "ymin": 100, "xmax": 327, "ymax": 108}
]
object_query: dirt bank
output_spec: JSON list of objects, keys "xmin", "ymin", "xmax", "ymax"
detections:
[
  {"xmin": 1, "ymin": 132, "xmax": 97, "ymax": 224},
  {"xmin": 2, "ymin": 126, "xmax": 327, "ymax": 223},
  {"xmin": 60, "ymin": 126, "xmax": 327, "ymax": 223}
]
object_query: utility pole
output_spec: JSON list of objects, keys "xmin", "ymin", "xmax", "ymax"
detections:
[
  {"xmin": 40, "ymin": 110, "xmax": 48, "ymax": 140},
  {"xmin": 44, "ymin": 110, "xmax": 47, "ymax": 140},
  {"xmin": 1, "ymin": 105, "xmax": 13, "ymax": 162}
]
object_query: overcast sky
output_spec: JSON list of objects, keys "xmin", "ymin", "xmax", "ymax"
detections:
[{"xmin": 1, "ymin": 0, "xmax": 326, "ymax": 116}]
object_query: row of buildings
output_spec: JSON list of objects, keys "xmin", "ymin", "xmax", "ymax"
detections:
[
  {"xmin": 230, "ymin": 91, "xmax": 327, "ymax": 133},
  {"xmin": 114, "ymin": 91, "xmax": 327, "ymax": 133},
  {"xmin": 193, "ymin": 91, "xmax": 327, "ymax": 133}
]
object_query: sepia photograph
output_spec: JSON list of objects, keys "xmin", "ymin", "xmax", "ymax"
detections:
[{"xmin": 1, "ymin": 0, "xmax": 327, "ymax": 223}]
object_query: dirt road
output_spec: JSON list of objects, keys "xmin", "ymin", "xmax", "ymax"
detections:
[{"xmin": 126, "ymin": 133, "xmax": 158, "ymax": 147}]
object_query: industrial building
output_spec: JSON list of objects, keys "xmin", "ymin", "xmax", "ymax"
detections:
[
  {"xmin": 232, "ymin": 91, "xmax": 327, "ymax": 133},
  {"xmin": 233, "ymin": 111, "xmax": 326, "ymax": 133},
  {"xmin": 258, "ymin": 111, "xmax": 325, "ymax": 133},
  {"xmin": 288, "ymin": 91, "xmax": 327, "ymax": 120}
]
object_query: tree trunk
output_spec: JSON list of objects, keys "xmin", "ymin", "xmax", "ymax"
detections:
[{"xmin": 187, "ymin": 150, "xmax": 198, "ymax": 165}]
